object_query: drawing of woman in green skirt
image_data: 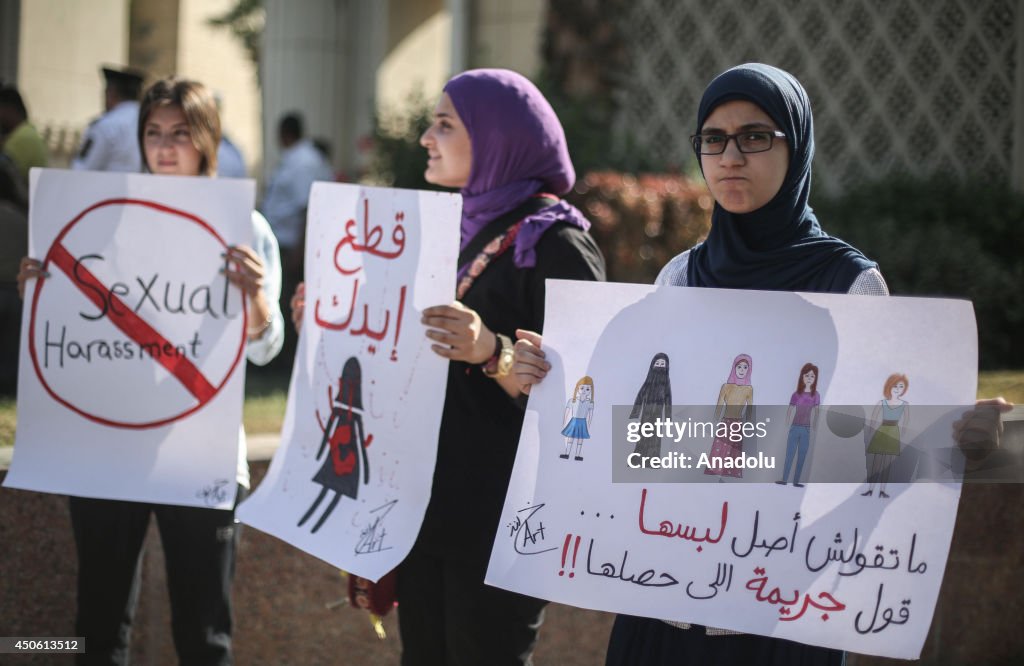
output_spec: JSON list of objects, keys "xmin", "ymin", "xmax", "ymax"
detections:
[{"xmin": 861, "ymin": 373, "xmax": 910, "ymax": 498}]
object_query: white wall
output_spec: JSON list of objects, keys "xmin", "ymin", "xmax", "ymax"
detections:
[
  {"xmin": 177, "ymin": 0, "xmax": 262, "ymax": 176},
  {"xmin": 376, "ymin": 0, "xmax": 450, "ymax": 117},
  {"xmin": 470, "ymin": 0, "xmax": 544, "ymax": 77},
  {"xmin": 17, "ymin": 0, "xmax": 131, "ymax": 162}
]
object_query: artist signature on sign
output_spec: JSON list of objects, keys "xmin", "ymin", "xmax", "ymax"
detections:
[
  {"xmin": 196, "ymin": 478, "xmax": 231, "ymax": 507},
  {"xmin": 508, "ymin": 503, "xmax": 558, "ymax": 555},
  {"xmin": 355, "ymin": 499, "xmax": 397, "ymax": 555}
]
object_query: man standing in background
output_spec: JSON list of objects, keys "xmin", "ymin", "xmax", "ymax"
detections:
[
  {"xmin": 0, "ymin": 86, "xmax": 49, "ymax": 181},
  {"xmin": 260, "ymin": 112, "xmax": 333, "ymax": 364},
  {"xmin": 0, "ymin": 157, "xmax": 27, "ymax": 394},
  {"xmin": 71, "ymin": 66, "xmax": 144, "ymax": 173},
  {"xmin": 260, "ymin": 112, "xmax": 333, "ymax": 266}
]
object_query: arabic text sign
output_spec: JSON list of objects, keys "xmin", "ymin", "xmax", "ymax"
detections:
[
  {"xmin": 4, "ymin": 169, "xmax": 254, "ymax": 508},
  {"xmin": 487, "ymin": 280, "xmax": 977, "ymax": 659},
  {"xmin": 237, "ymin": 183, "xmax": 460, "ymax": 582}
]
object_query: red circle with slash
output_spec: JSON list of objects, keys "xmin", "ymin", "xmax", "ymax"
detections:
[{"xmin": 28, "ymin": 198, "xmax": 248, "ymax": 429}]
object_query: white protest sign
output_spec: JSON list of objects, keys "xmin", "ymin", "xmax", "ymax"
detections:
[
  {"xmin": 237, "ymin": 183, "xmax": 460, "ymax": 582},
  {"xmin": 5, "ymin": 168, "xmax": 255, "ymax": 508},
  {"xmin": 487, "ymin": 280, "xmax": 977, "ymax": 659}
]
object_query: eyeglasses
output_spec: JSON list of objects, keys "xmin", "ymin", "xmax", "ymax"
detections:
[
  {"xmin": 690, "ymin": 130, "xmax": 787, "ymax": 155},
  {"xmin": 143, "ymin": 128, "xmax": 193, "ymax": 147}
]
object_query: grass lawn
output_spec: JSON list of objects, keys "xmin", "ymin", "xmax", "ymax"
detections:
[
  {"xmin": 0, "ymin": 368, "xmax": 292, "ymax": 448},
  {"xmin": 241, "ymin": 368, "xmax": 291, "ymax": 435},
  {"xmin": 0, "ymin": 396, "xmax": 14, "ymax": 450},
  {"xmin": 1, "ymin": 370, "xmax": 1021, "ymax": 448},
  {"xmin": 977, "ymin": 370, "xmax": 1024, "ymax": 404}
]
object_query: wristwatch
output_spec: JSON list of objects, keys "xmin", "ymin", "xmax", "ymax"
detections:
[{"xmin": 482, "ymin": 333, "xmax": 514, "ymax": 378}]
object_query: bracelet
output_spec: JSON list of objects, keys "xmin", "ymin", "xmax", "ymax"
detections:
[
  {"xmin": 480, "ymin": 332, "xmax": 503, "ymax": 373},
  {"xmin": 482, "ymin": 333, "xmax": 514, "ymax": 378},
  {"xmin": 247, "ymin": 313, "xmax": 274, "ymax": 340}
]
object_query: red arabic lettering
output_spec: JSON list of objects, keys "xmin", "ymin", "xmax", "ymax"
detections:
[
  {"xmin": 314, "ymin": 279, "xmax": 408, "ymax": 349},
  {"xmin": 745, "ymin": 567, "xmax": 846, "ymax": 622},
  {"xmin": 315, "ymin": 280, "xmax": 357, "ymax": 331},
  {"xmin": 638, "ymin": 487, "xmax": 728, "ymax": 544},
  {"xmin": 333, "ymin": 199, "xmax": 406, "ymax": 274}
]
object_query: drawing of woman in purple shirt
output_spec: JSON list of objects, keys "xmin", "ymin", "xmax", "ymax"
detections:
[{"xmin": 777, "ymin": 362, "xmax": 820, "ymax": 486}]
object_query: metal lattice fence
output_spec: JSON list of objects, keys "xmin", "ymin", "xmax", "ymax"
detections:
[{"xmin": 617, "ymin": 0, "xmax": 1019, "ymax": 193}]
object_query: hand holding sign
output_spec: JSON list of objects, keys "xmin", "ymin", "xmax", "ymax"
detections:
[
  {"xmin": 289, "ymin": 282, "xmax": 305, "ymax": 334},
  {"xmin": 221, "ymin": 244, "xmax": 272, "ymax": 340},
  {"xmin": 16, "ymin": 257, "xmax": 48, "ymax": 299}
]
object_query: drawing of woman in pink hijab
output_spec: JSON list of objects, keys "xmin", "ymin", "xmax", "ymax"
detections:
[{"xmin": 705, "ymin": 353, "xmax": 754, "ymax": 478}]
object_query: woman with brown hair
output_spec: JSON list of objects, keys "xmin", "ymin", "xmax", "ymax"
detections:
[{"xmin": 18, "ymin": 77, "xmax": 282, "ymax": 665}]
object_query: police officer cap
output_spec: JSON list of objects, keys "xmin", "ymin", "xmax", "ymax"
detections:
[{"xmin": 101, "ymin": 65, "xmax": 145, "ymax": 97}]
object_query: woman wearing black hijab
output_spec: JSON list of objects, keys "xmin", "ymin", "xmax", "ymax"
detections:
[
  {"xmin": 513, "ymin": 62, "xmax": 888, "ymax": 664},
  {"xmin": 604, "ymin": 62, "xmax": 887, "ymax": 666},
  {"xmin": 669, "ymin": 63, "xmax": 883, "ymax": 293},
  {"xmin": 512, "ymin": 62, "xmax": 886, "ymax": 386}
]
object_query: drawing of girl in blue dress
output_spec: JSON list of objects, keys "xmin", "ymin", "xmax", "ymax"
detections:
[
  {"xmin": 862, "ymin": 373, "xmax": 909, "ymax": 499},
  {"xmin": 560, "ymin": 376, "xmax": 595, "ymax": 461}
]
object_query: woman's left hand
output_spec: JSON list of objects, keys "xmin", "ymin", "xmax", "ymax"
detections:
[
  {"xmin": 422, "ymin": 302, "xmax": 495, "ymax": 363},
  {"xmin": 223, "ymin": 245, "xmax": 271, "ymax": 340},
  {"xmin": 513, "ymin": 329, "xmax": 549, "ymax": 395}
]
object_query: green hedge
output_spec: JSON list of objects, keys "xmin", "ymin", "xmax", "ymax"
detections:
[
  {"xmin": 365, "ymin": 95, "xmax": 439, "ymax": 191},
  {"xmin": 565, "ymin": 171, "xmax": 710, "ymax": 284},
  {"xmin": 811, "ymin": 177, "xmax": 1024, "ymax": 369}
]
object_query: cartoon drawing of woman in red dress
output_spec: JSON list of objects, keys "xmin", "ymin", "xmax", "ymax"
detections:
[{"xmin": 299, "ymin": 356, "xmax": 372, "ymax": 533}]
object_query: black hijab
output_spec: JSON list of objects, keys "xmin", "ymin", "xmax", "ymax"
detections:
[
  {"xmin": 630, "ymin": 352, "xmax": 672, "ymax": 418},
  {"xmin": 686, "ymin": 63, "xmax": 876, "ymax": 292}
]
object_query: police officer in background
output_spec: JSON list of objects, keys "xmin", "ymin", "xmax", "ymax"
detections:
[{"xmin": 71, "ymin": 66, "xmax": 145, "ymax": 173}]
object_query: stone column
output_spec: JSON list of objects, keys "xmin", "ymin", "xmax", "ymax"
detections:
[
  {"xmin": 261, "ymin": 0, "xmax": 386, "ymax": 182},
  {"xmin": 1014, "ymin": 0, "xmax": 1024, "ymax": 191},
  {"xmin": 0, "ymin": 0, "xmax": 19, "ymax": 85},
  {"xmin": 129, "ymin": 0, "xmax": 180, "ymax": 79}
]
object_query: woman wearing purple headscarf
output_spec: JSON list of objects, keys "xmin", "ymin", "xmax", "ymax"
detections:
[{"xmin": 400, "ymin": 69, "xmax": 606, "ymax": 664}]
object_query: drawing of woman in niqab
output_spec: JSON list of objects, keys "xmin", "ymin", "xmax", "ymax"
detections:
[{"xmin": 630, "ymin": 352, "xmax": 672, "ymax": 456}]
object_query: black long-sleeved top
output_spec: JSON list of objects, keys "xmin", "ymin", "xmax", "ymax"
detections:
[{"xmin": 415, "ymin": 219, "xmax": 606, "ymax": 562}]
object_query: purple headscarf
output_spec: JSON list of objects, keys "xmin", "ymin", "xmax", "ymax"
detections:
[
  {"xmin": 444, "ymin": 69, "xmax": 589, "ymax": 269},
  {"xmin": 726, "ymin": 354, "xmax": 753, "ymax": 386}
]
